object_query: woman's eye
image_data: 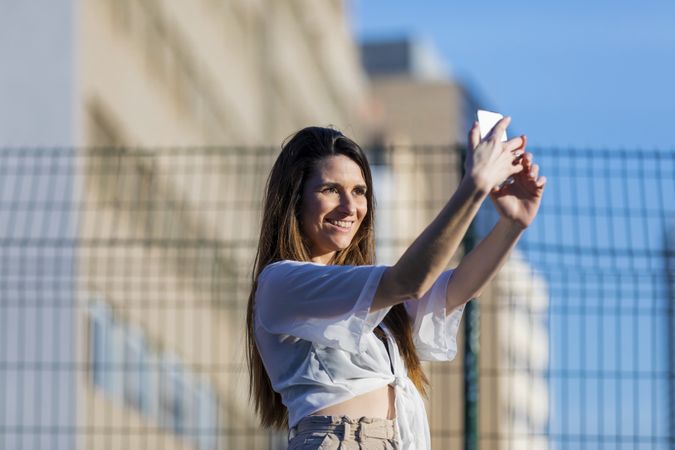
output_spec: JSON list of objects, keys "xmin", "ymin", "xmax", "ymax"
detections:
[
  {"xmin": 354, "ymin": 188, "xmax": 366, "ymax": 196},
  {"xmin": 323, "ymin": 187, "xmax": 339, "ymax": 194}
]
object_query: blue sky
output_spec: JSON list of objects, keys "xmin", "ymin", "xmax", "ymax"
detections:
[{"xmin": 350, "ymin": 0, "xmax": 675, "ymax": 151}]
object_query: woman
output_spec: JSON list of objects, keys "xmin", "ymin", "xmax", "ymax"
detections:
[{"xmin": 246, "ymin": 119, "xmax": 546, "ymax": 449}]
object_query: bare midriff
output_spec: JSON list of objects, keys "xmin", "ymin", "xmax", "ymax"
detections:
[{"xmin": 310, "ymin": 384, "xmax": 396, "ymax": 419}]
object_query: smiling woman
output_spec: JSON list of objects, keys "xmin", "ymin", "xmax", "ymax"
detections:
[{"xmin": 246, "ymin": 123, "xmax": 546, "ymax": 449}]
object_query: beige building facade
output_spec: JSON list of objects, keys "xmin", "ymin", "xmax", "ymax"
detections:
[
  {"xmin": 1, "ymin": 1, "xmax": 373, "ymax": 449},
  {"xmin": 77, "ymin": 1, "xmax": 375, "ymax": 449},
  {"xmin": 81, "ymin": 0, "xmax": 372, "ymax": 148}
]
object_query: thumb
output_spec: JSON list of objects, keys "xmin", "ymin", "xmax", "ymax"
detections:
[{"xmin": 468, "ymin": 121, "xmax": 480, "ymax": 150}]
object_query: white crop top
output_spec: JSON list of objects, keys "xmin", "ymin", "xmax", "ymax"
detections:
[{"xmin": 253, "ymin": 260, "xmax": 465, "ymax": 450}]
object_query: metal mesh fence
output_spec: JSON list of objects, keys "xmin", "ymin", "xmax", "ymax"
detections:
[{"xmin": 0, "ymin": 145, "xmax": 673, "ymax": 450}]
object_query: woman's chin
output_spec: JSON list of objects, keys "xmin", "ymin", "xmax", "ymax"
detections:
[{"xmin": 324, "ymin": 240, "xmax": 353, "ymax": 253}]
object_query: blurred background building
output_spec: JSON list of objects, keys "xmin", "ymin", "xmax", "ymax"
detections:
[
  {"xmin": 79, "ymin": 3, "xmax": 374, "ymax": 448},
  {"xmin": 360, "ymin": 36, "xmax": 550, "ymax": 449},
  {"xmin": 81, "ymin": 0, "xmax": 373, "ymax": 148},
  {"xmin": 2, "ymin": 1, "xmax": 373, "ymax": 449},
  {"xmin": 360, "ymin": 37, "xmax": 472, "ymax": 146}
]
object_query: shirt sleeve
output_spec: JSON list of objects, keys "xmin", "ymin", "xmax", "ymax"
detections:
[
  {"xmin": 403, "ymin": 269, "xmax": 465, "ymax": 361},
  {"xmin": 254, "ymin": 260, "xmax": 391, "ymax": 353}
]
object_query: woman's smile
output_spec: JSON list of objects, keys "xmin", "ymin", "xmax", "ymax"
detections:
[{"xmin": 325, "ymin": 218, "xmax": 355, "ymax": 231}]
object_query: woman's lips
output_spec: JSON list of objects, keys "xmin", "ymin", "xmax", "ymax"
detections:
[{"xmin": 325, "ymin": 218, "xmax": 354, "ymax": 231}]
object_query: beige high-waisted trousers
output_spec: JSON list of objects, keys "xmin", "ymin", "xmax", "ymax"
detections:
[{"xmin": 287, "ymin": 415, "xmax": 400, "ymax": 449}]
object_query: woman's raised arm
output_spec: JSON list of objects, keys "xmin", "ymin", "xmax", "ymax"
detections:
[
  {"xmin": 371, "ymin": 117, "xmax": 525, "ymax": 311},
  {"xmin": 445, "ymin": 148, "xmax": 547, "ymax": 310}
]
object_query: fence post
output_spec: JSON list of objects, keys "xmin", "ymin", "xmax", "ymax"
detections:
[
  {"xmin": 463, "ymin": 288, "xmax": 480, "ymax": 450},
  {"xmin": 459, "ymin": 144, "xmax": 479, "ymax": 450}
]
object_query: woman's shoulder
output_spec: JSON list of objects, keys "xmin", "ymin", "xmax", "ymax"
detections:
[
  {"xmin": 255, "ymin": 260, "xmax": 334, "ymax": 309},
  {"xmin": 260, "ymin": 259, "xmax": 323, "ymax": 277},
  {"xmin": 258, "ymin": 260, "xmax": 386, "ymax": 287}
]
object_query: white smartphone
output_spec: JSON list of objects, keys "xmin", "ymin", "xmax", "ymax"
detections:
[{"xmin": 477, "ymin": 109, "xmax": 507, "ymax": 142}]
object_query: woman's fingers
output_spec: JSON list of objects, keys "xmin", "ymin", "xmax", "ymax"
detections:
[
  {"xmin": 467, "ymin": 117, "xmax": 542, "ymax": 192},
  {"xmin": 509, "ymin": 161, "xmax": 524, "ymax": 175},
  {"xmin": 515, "ymin": 152, "xmax": 531, "ymax": 172},
  {"xmin": 504, "ymin": 135, "xmax": 526, "ymax": 154}
]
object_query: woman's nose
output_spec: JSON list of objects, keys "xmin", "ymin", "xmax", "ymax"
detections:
[{"xmin": 338, "ymin": 194, "xmax": 357, "ymax": 214}]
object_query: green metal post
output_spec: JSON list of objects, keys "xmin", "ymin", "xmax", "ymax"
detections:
[{"xmin": 459, "ymin": 144, "xmax": 479, "ymax": 450}]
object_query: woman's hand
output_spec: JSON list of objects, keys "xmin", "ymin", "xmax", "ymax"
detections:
[
  {"xmin": 464, "ymin": 117, "xmax": 526, "ymax": 194},
  {"xmin": 489, "ymin": 150, "xmax": 547, "ymax": 229}
]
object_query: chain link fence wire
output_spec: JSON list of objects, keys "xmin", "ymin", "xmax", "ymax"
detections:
[{"xmin": 0, "ymin": 145, "xmax": 673, "ymax": 450}]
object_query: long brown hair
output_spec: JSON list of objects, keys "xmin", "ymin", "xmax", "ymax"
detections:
[{"xmin": 245, "ymin": 126, "xmax": 430, "ymax": 429}]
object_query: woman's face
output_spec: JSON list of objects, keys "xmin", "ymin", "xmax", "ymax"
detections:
[{"xmin": 300, "ymin": 154, "xmax": 368, "ymax": 264}]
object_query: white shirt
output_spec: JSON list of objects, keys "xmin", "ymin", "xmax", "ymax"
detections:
[{"xmin": 253, "ymin": 260, "xmax": 465, "ymax": 450}]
